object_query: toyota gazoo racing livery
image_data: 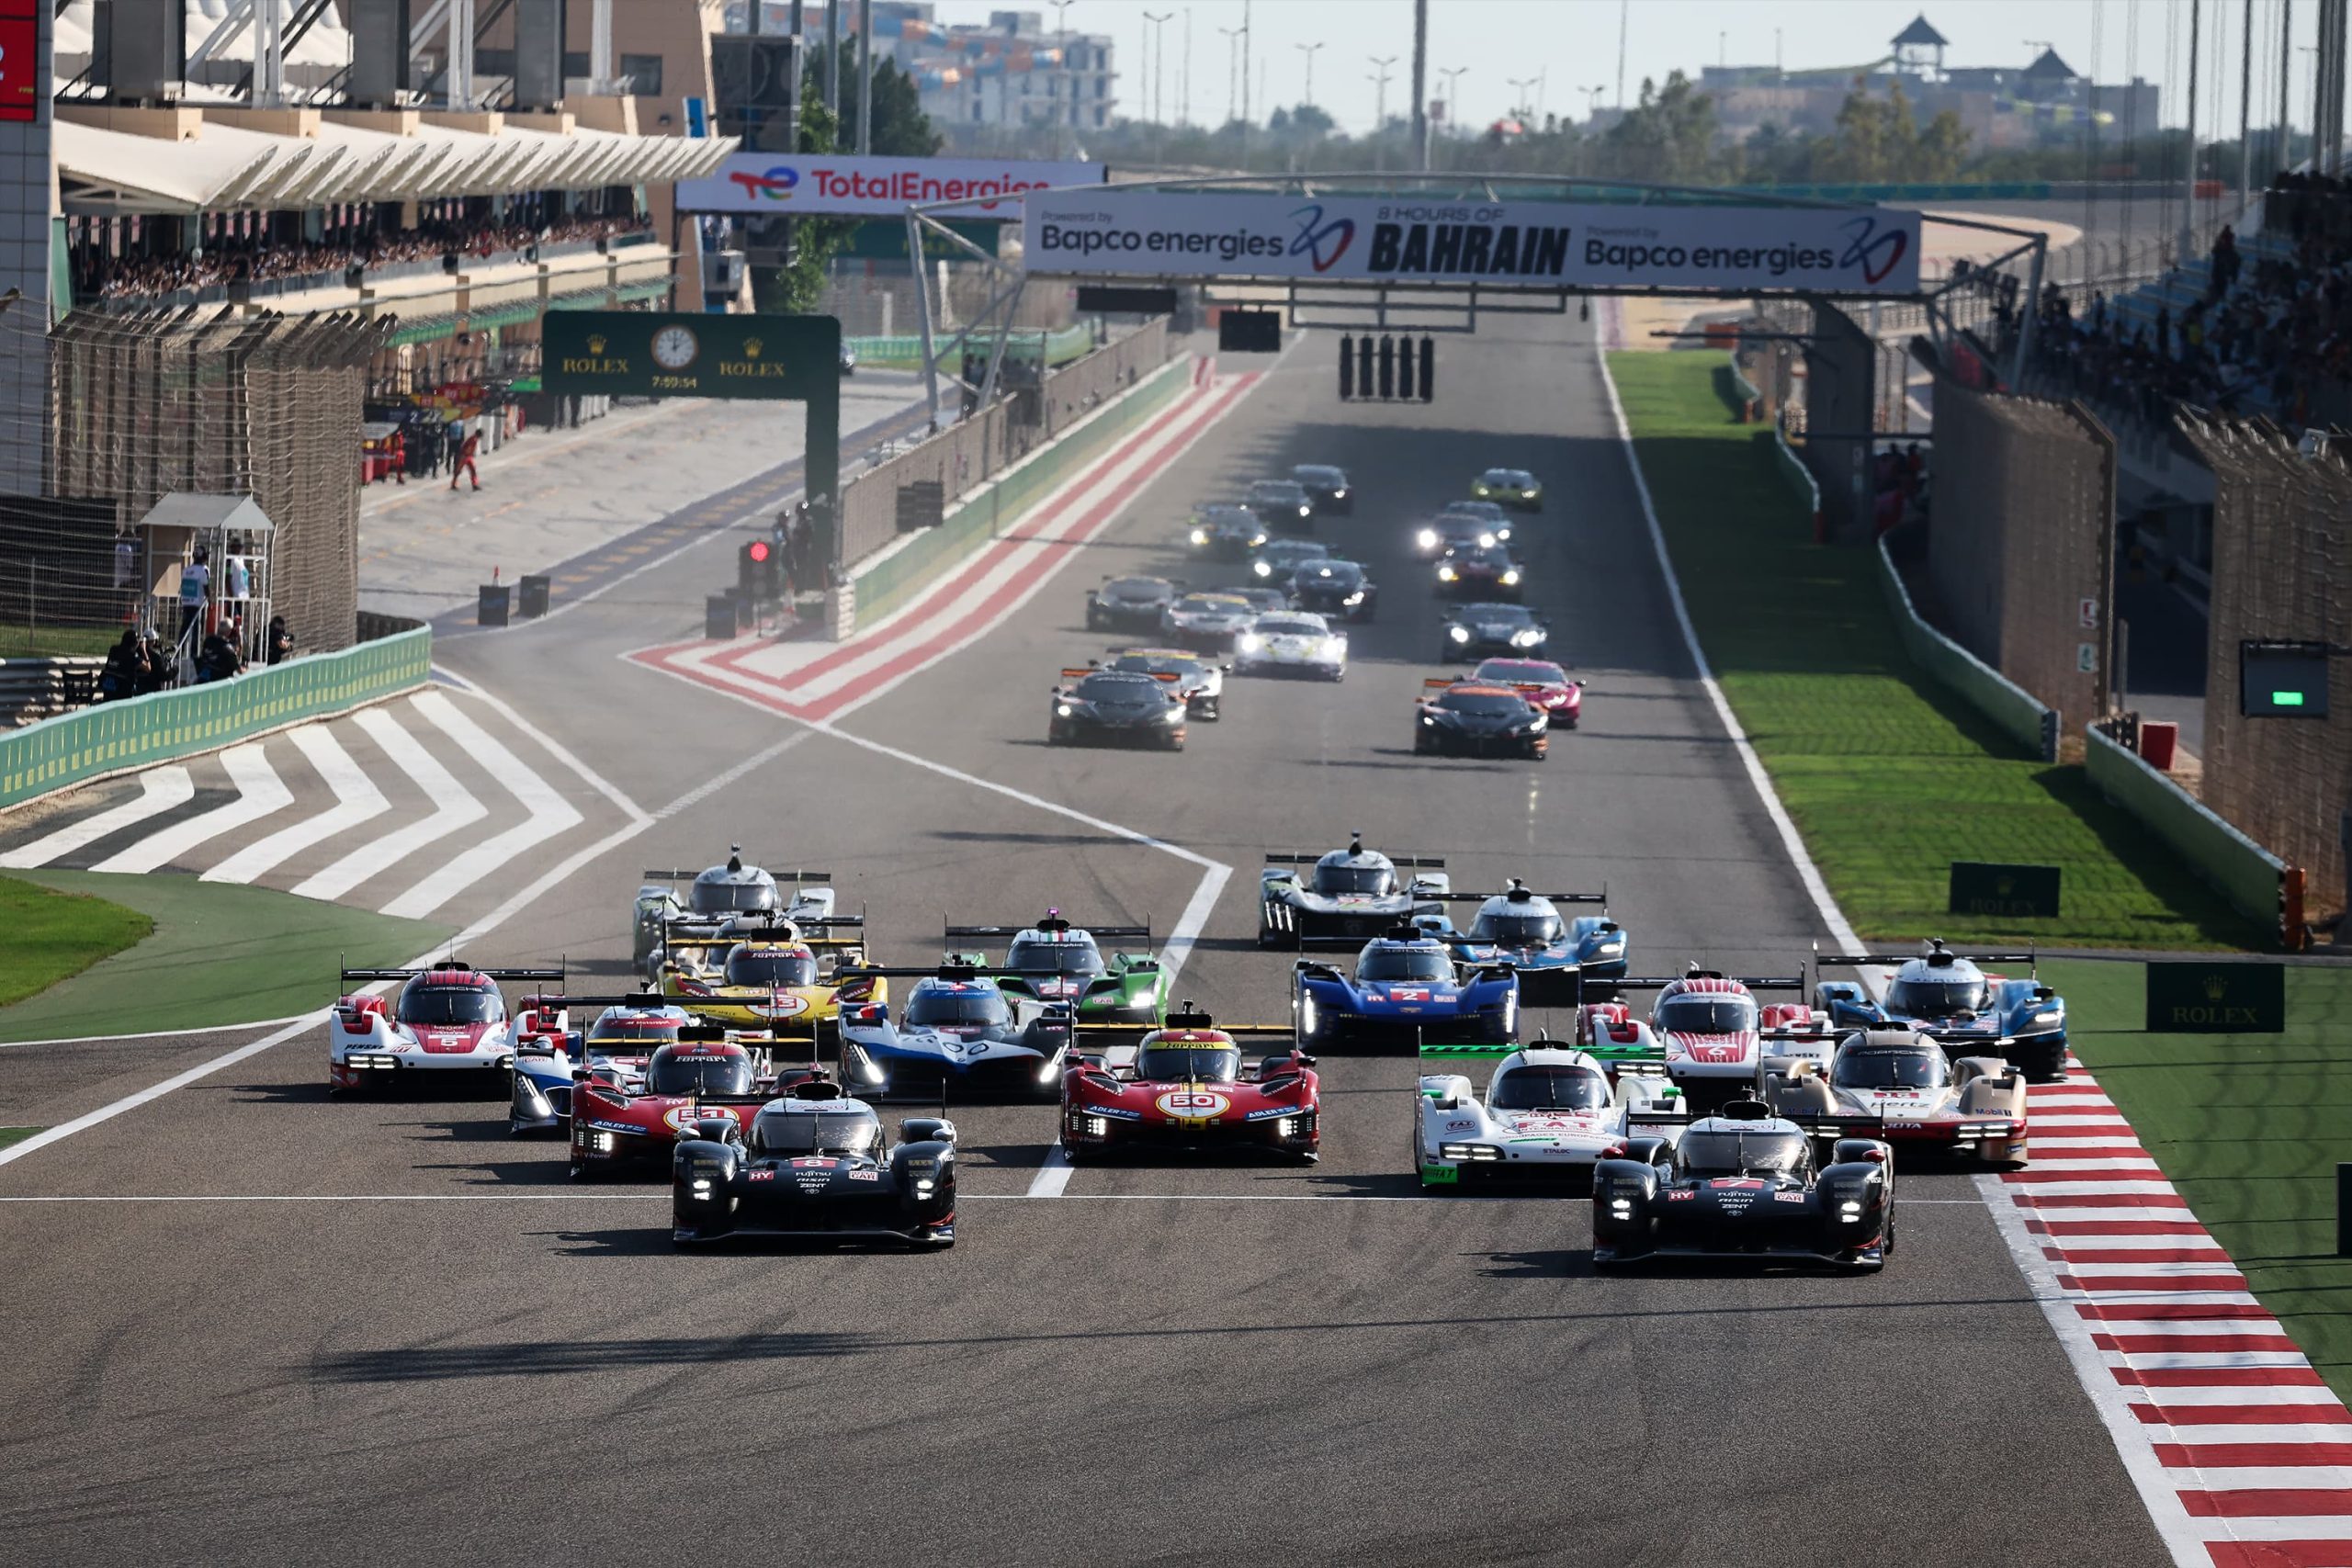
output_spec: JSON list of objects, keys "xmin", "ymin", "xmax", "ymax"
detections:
[
  {"xmin": 1814, "ymin": 940, "xmax": 2069, "ymax": 1081},
  {"xmin": 1085, "ymin": 574, "xmax": 1183, "ymax": 634},
  {"xmin": 1288, "ymin": 558, "xmax": 1378, "ymax": 623},
  {"xmin": 1414, "ymin": 504, "xmax": 1512, "ymax": 557},
  {"xmin": 835, "ymin": 965, "xmax": 1077, "ymax": 1100},
  {"xmin": 658, "ymin": 918, "xmax": 880, "ymax": 1039},
  {"xmin": 1415, "ymin": 1041, "xmax": 1683, "ymax": 1189},
  {"xmin": 329, "ymin": 961, "xmax": 564, "ymax": 1092},
  {"xmin": 1103, "ymin": 648, "xmax": 1225, "ymax": 719},
  {"xmin": 569, "ymin": 1035, "xmax": 798, "ymax": 1179},
  {"xmin": 1233, "ymin": 610, "xmax": 1347, "ymax": 682},
  {"xmin": 1765, "ymin": 1027, "xmax": 2030, "ymax": 1166},
  {"xmin": 1590, "ymin": 1100, "xmax": 1895, "ymax": 1272},
  {"xmin": 1468, "ymin": 656, "xmax": 1584, "ymax": 728},
  {"xmin": 945, "ymin": 912, "xmax": 1170, "ymax": 1026},
  {"xmin": 1441, "ymin": 602, "xmax": 1550, "ymax": 660},
  {"xmin": 1575, "ymin": 965, "xmax": 1820, "ymax": 1114},
  {"xmin": 1413, "ymin": 678, "xmax": 1550, "ymax": 760},
  {"xmin": 671, "ymin": 1077, "xmax": 958, "ymax": 1248},
  {"xmin": 510, "ymin": 992, "xmax": 692, "ymax": 1135},
  {"xmin": 1472, "ymin": 467, "xmax": 1544, "ymax": 511},
  {"xmin": 1295, "ymin": 926, "xmax": 1519, "ymax": 1049},
  {"xmin": 1059, "ymin": 1009, "xmax": 1319, "ymax": 1163},
  {"xmin": 1048, "ymin": 667, "xmax": 1190, "ymax": 750},
  {"xmin": 1260, "ymin": 834, "xmax": 1448, "ymax": 948},
  {"xmin": 1293, "ymin": 463, "xmax": 1353, "ymax": 515},
  {"xmin": 1186, "ymin": 503, "xmax": 1268, "ymax": 558},
  {"xmin": 632, "ymin": 849, "xmax": 835, "ymax": 981},
  {"xmin": 1420, "ymin": 880, "xmax": 1623, "ymax": 1003},
  {"xmin": 1162, "ymin": 590, "xmax": 1261, "ymax": 650}
]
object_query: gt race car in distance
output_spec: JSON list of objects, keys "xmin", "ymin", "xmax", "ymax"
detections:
[
  {"xmin": 1416, "ymin": 1041, "xmax": 1682, "ymax": 1189},
  {"xmin": 1186, "ymin": 503, "xmax": 1269, "ymax": 558},
  {"xmin": 1294, "ymin": 925, "xmax": 1519, "ymax": 1048},
  {"xmin": 671, "ymin": 1077, "xmax": 958, "ymax": 1248},
  {"xmin": 1590, "ymin": 1100, "xmax": 1894, "ymax": 1271},
  {"xmin": 1249, "ymin": 536, "xmax": 1331, "ymax": 591},
  {"xmin": 1414, "ymin": 508, "xmax": 1512, "ymax": 557},
  {"xmin": 836, "ymin": 965, "xmax": 1078, "ymax": 1100},
  {"xmin": 329, "ymin": 961, "xmax": 565, "ymax": 1092},
  {"xmin": 1289, "ymin": 558, "xmax": 1377, "ymax": 622},
  {"xmin": 1060, "ymin": 1008, "xmax": 1319, "ymax": 1163},
  {"xmin": 1048, "ymin": 667, "xmax": 1189, "ymax": 749},
  {"xmin": 1261, "ymin": 833, "xmax": 1448, "ymax": 947},
  {"xmin": 632, "ymin": 848, "xmax": 834, "ymax": 977},
  {"xmin": 1244, "ymin": 478, "xmax": 1317, "ymax": 532},
  {"xmin": 1576, "ymin": 966, "xmax": 1818, "ymax": 1113},
  {"xmin": 1293, "ymin": 464, "xmax": 1353, "ymax": 515},
  {"xmin": 1473, "ymin": 468, "xmax": 1544, "ymax": 511},
  {"xmin": 946, "ymin": 912, "xmax": 1170, "ymax": 1026},
  {"xmin": 511, "ymin": 992, "xmax": 691, "ymax": 1135},
  {"xmin": 1814, "ymin": 940, "xmax": 2068, "ymax": 1082},
  {"xmin": 1420, "ymin": 879, "xmax": 1622, "ymax": 1002},
  {"xmin": 1414, "ymin": 679, "xmax": 1549, "ymax": 759},
  {"xmin": 1765, "ymin": 1028, "xmax": 2029, "ymax": 1167},
  {"xmin": 1086, "ymin": 575, "xmax": 1185, "ymax": 633},
  {"xmin": 1442, "ymin": 602, "xmax": 1549, "ymax": 660},
  {"xmin": 1233, "ymin": 611, "xmax": 1347, "ymax": 682},
  {"xmin": 569, "ymin": 1035, "xmax": 797, "ymax": 1179},
  {"xmin": 1436, "ymin": 544, "xmax": 1524, "ymax": 602},
  {"xmin": 1103, "ymin": 649, "xmax": 1225, "ymax": 719},
  {"xmin": 1469, "ymin": 657, "xmax": 1585, "ymax": 728},
  {"xmin": 1162, "ymin": 591, "xmax": 1261, "ymax": 650}
]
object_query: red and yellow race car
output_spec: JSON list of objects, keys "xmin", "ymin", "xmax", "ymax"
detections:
[{"xmin": 1059, "ymin": 1007, "xmax": 1318, "ymax": 1163}]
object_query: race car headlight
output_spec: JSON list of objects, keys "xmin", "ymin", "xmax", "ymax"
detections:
[
  {"xmin": 1501, "ymin": 570, "xmax": 1521, "ymax": 586},
  {"xmin": 1448, "ymin": 625, "xmax": 1471, "ymax": 644},
  {"xmin": 914, "ymin": 1178, "xmax": 936, "ymax": 1196},
  {"xmin": 1084, "ymin": 1116, "xmax": 1108, "ymax": 1136},
  {"xmin": 1299, "ymin": 992, "xmax": 1318, "ymax": 1034},
  {"xmin": 1511, "ymin": 628, "xmax": 1543, "ymax": 647},
  {"xmin": 1419, "ymin": 713, "xmax": 1437, "ymax": 727},
  {"xmin": 1597, "ymin": 938, "xmax": 1623, "ymax": 952},
  {"xmin": 592, "ymin": 1132, "xmax": 615, "ymax": 1154},
  {"xmin": 691, "ymin": 1178, "xmax": 713, "ymax": 1195},
  {"xmin": 1525, "ymin": 714, "xmax": 1548, "ymax": 731},
  {"xmin": 1497, "ymin": 526, "xmax": 1512, "ymax": 541},
  {"xmin": 1342, "ymin": 591, "xmax": 1365, "ymax": 606},
  {"xmin": 1439, "ymin": 566, "xmax": 1458, "ymax": 582},
  {"xmin": 1474, "ymin": 483, "xmax": 1491, "ymax": 496},
  {"xmin": 1190, "ymin": 527, "xmax": 1208, "ymax": 545},
  {"xmin": 1417, "ymin": 527, "xmax": 1439, "ymax": 548},
  {"xmin": 1056, "ymin": 703, "xmax": 1073, "ymax": 716},
  {"xmin": 1441, "ymin": 1143, "xmax": 1501, "ymax": 1161},
  {"xmin": 1276, "ymin": 1116, "xmax": 1302, "ymax": 1139},
  {"xmin": 1477, "ymin": 531, "xmax": 1497, "ymax": 547},
  {"xmin": 1839, "ymin": 1199, "xmax": 1864, "ymax": 1217},
  {"xmin": 1160, "ymin": 704, "xmax": 1184, "ymax": 723},
  {"xmin": 2031, "ymin": 1009, "xmax": 2062, "ymax": 1025},
  {"xmin": 1296, "ymin": 504, "xmax": 1310, "ymax": 516},
  {"xmin": 1239, "ymin": 633, "xmax": 1263, "ymax": 652},
  {"xmin": 1332, "ymin": 489, "xmax": 1347, "ymax": 499},
  {"xmin": 1253, "ymin": 559, "xmax": 1273, "ymax": 578},
  {"xmin": 1609, "ymin": 1198, "xmax": 1634, "ymax": 1217}
]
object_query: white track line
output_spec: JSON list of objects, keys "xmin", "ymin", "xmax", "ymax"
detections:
[
  {"xmin": 0, "ymin": 1014, "xmax": 307, "ymax": 1050},
  {"xmin": 292, "ymin": 704, "xmax": 489, "ymax": 903},
  {"xmin": 200, "ymin": 727, "xmax": 390, "ymax": 886},
  {"xmin": 88, "ymin": 744, "xmax": 292, "ymax": 875},
  {"xmin": 379, "ymin": 691, "xmax": 584, "ymax": 919},
  {"xmin": 0, "ymin": 766, "xmax": 195, "ymax": 869}
]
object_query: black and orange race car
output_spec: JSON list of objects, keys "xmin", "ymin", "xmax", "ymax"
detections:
[{"xmin": 1413, "ymin": 678, "xmax": 1550, "ymax": 759}]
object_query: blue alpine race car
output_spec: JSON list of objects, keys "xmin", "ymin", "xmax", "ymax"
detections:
[
  {"xmin": 1294, "ymin": 926, "xmax": 1519, "ymax": 1048},
  {"xmin": 509, "ymin": 994, "xmax": 694, "ymax": 1136},
  {"xmin": 1418, "ymin": 880, "xmax": 1624, "ymax": 1005},
  {"xmin": 1814, "ymin": 940, "xmax": 2067, "ymax": 1082},
  {"xmin": 835, "ymin": 964, "xmax": 1076, "ymax": 1101}
]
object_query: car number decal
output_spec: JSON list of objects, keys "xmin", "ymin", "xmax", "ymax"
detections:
[{"xmin": 1155, "ymin": 1089, "xmax": 1231, "ymax": 1119}]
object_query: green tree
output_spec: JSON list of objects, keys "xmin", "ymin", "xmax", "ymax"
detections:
[
  {"xmin": 752, "ymin": 58, "xmax": 939, "ymax": 315},
  {"xmin": 1599, "ymin": 72, "xmax": 1719, "ymax": 184}
]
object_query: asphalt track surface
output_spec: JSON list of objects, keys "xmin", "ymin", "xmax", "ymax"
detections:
[{"xmin": 0, "ymin": 317, "xmax": 2168, "ymax": 1567}]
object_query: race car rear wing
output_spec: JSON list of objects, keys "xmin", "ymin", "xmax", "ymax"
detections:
[
  {"xmin": 1058, "ymin": 667, "xmax": 1183, "ymax": 683},
  {"xmin": 1814, "ymin": 942, "xmax": 2044, "ymax": 986},
  {"xmin": 339, "ymin": 963, "xmax": 565, "ymax": 987},
  {"xmin": 944, "ymin": 919, "xmax": 1153, "ymax": 944},
  {"xmin": 640, "ymin": 865, "xmax": 834, "ymax": 885},
  {"xmin": 1425, "ymin": 888, "xmax": 1607, "ymax": 906},
  {"xmin": 833, "ymin": 964, "xmax": 1091, "ymax": 981},
  {"xmin": 1263, "ymin": 852, "xmax": 1446, "ymax": 869},
  {"xmin": 1605, "ymin": 969, "xmax": 1807, "ymax": 993}
]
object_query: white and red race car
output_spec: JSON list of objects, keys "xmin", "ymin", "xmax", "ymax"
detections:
[
  {"xmin": 1575, "ymin": 965, "xmax": 1825, "ymax": 1114},
  {"xmin": 1764, "ymin": 1027, "xmax": 2030, "ymax": 1166},
  {"xmin": 328, "ymin": 962, "xmax": 565, "ymax": 1092}
]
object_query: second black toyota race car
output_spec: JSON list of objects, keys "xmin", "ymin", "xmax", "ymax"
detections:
[{"xmin": 670, "ymin": 1077, "xmax": 959, "ymax": 1248}]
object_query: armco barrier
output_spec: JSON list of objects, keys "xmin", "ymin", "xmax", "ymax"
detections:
[
  {"xmin": 1877, "ymin": 536, "xmax": 2058, "ymax": 761},
  {"xmin": 1726, "ymin": 353, "xmax": 1821, "ymax": 536},
  {"xmin": 2086, "ymin": 725, "xmax": 2290, "ymax": 937},
  {"xmin": 852, "ymin": 355, "xmax": 1188, "ymax": 629},
  {"xmin": 0, "ymin": 626, "xmax": 431, "ymax": 811}
]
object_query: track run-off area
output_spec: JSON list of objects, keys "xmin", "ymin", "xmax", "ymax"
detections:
[{"xmin": 2, "ymin": 313, "xmax": 2309, "ymax": 1566}]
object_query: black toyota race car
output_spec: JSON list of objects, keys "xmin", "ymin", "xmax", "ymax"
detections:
[
  {"xmin": 1245, "ymin": 478, "xmax": 1317, "ymax": 534},
  {"xmin": 1289, "ymin": 558, "xmax": 1377, "ymax": 622},
  {"xmin": 1048, "ymin": 667, "xmax": 1188, "ymax": 750},
  {"xmin": 1413, "ymin": 678, "xmax": 1550, "ymax": 759},
  {"xmin": 670, "ymin": 1077, "xmax": 958, "ymax": 1248},
  {"xmin": 1590, "ymin": 1101, "xmax": 1894, "ymax": 1271},
  {"xmin": 1085, "ymin": 575, "xmax": 1183, "ymax": 633},
  {"xmin": 1293, "ymin": 464, "xmax": 1353, "ymax": 516}
]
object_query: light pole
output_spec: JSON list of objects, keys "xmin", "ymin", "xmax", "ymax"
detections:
[
  {"xmin": 1295, "ymin": 40, "xmax": 1325, "ymax": 111},
  {"xmin": 1509, "ymin": 73, "xmax": 1539, "ymax": 121},
  {"xmin": 1219, "ymin": 25, "xmax": 1245, "ymax": 125},
  {"xmin": 1143, "ymin": 10, "xmax": 1171, "ymax": 124},
  {"xmin": 1439, "ymin": 64, "xmax": 1468, "ymax": 133},
  {"xmin": 1578, "ymin": 83, "xmax": 1604, "ymax": 121},
  {"xmin": 1369, "ymin": 53, "xmax": 1398, "ymax": 133},
  {"xmin": 1182, "ymin": 6, "xmax": 1192, "ymax": 126}
]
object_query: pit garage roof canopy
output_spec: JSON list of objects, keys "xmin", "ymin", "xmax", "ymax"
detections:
[{"xmin": 57, "ymin": 118, "xmax": 740, "ymax": 216}]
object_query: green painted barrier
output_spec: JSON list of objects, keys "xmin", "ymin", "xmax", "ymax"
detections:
[
  {"xmin": 1724, "ymin": 355, "xmax": 1818, "ymax": 523},
  {"xmin": 0, "ymin": 627, "xmax": 432, "ymax": 810},
  {"xmin": 849, "ymin": 322, "xmax": 1099, "ymax": 371},
  {"xmin": 1876, "ymin": 536, "xmax": 2056, "ymax": 761},
  {"xmin": 2086, "ymin": 725, "xmax": 2287, "ymax": 930},
  {"xmin": 853, "ymin": 357, "xmax": 1186, "ymax": 628}
]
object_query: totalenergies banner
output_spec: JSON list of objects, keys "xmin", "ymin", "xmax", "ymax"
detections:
[
  {"xmin": 1023, "ymin": 189, "xmax": 1925, "ymax": 295},
  {"xmin": 677, "ymin": 154, "xmax": 1104, "ymax": 220}
]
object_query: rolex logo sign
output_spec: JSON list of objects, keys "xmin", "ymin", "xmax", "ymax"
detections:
[
  {"xmin": 743, "ymin": 338, "xmax": 763, "ymax": 359},
  {"xmin": 2145, "ymin": 963, "xmax": 2285, "ymax": 1033},
  {"xmin": 1947, "ymin": 861, "xmax": 2061, "ymax": 919},
  {"xmin": 587, "ymin": 333, "xmax": 607, "ymax": 355}
]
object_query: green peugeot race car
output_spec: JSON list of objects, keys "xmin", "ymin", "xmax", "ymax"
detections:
[
  {"xmin": 1471, "ymin": 467, "xmax": 1544, "ymax": 512},
  {"xmin": 944, "ymin": 912, "xmax": 1170, "ymax": 1026}
]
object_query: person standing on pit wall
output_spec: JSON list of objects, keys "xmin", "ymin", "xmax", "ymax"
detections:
[
  {"xmin": 449, "ymin": 423, "xmax": 481, "ymax": 491},
  {"xmin": 177, "ymin": 546, "xmax": 210, "ymax": 646},
  {"xmin": 442, "ymin": 416, "xmax": 465, "ymax": 478}
]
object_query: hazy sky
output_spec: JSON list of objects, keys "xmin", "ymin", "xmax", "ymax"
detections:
[{"xmin": 919, "ymin": 0, "xmax": 2325, "ymax": 141}]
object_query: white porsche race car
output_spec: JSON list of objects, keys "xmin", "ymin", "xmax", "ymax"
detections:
[
  {"xmin": 1415, "ymin": 1043, "xmax": 1684, "ymax": 1189},
  {"xmin": 1234, "ymin": 610, "xmax": 1347, "ymax": 682},
  {"xmin": 329, "ymin": 961, "xmax": 565, "ymax": 1093}
]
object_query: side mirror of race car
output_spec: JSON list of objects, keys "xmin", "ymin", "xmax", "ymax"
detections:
[
  {"xmin": 900, "ymin": 1118, "xmax": 956, "ymax": 1145},
  {"xmin": 692, "ymin": 1117, "xmax": 740, "ymax": 1144}
]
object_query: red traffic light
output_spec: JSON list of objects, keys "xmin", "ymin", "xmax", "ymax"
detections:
[{"xmin": 748, "ymin": 539, "xmax": 772, "ymax": 562}]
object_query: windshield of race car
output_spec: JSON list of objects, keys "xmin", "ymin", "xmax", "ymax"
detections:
[
  {"xmin": 1887, "ymin": 976, "xmax": 1990, "ymax": 1016},
  {"xmin": 1312, "ymin": 861, "xmax": 1395, "ymax": 896},
  {"xmin": 753, "ymin": 1109, "xmax": 881, "ymax": 1156},
  {"xmin": 689, "ymin": 876, "xmax": 778, "ymax": 914},
  {"xmin": 1006, "ymin": 938, "xmax": 1104, "ymax": 976},
  {"xmin": 1450, "ymin": 545, "xmax": 1514, "ymax": 569},
  {"xmin": 1110, "ymin": 654, "xmax": 1203, "ymax": 680},
  {"xmin": 1438, "ymin": 689, "xmax": 1532, "ymax": 716},
  {"xmin": 1444, "ymin": 501, "xmax": 1507, "ymax": 521},
  {"xmin": 1490, "ymin": 1065, "xmax": 1609, "ymax": 1111},
  {"xmin": 1103, "ymin": 577, "xmax": 1170, "ymax": 601},
  {"xmin": 1249, "ymin": 480, "xmax": 1308, "ymax": 503},
  {"xmin": 1472, "ymin": 910, "xmax": 1564, "ymax": 946},
  {"xmin": 723, "ymin": 947, "xmax": 819, "ymax": 989},
  {"xmin": 1172, "ymin": 592, "xmax": 1249, "ymax": 617},
  {"xmin": 1654, "ymin": 995, "xmax": 1758, "ymax": 1034},
  {"xmin": 1358, "ymin": 944, "xmax": 1453, "ymax": 982},
  {"xmin": 398, "ymin": 985, "xmax": 501, "ymax": 1025},
  {"xmin": 1833, "ymin": 1045, "xmax": 1948, "ymax": 1089},
  {"xmin": 646, "ymin": 1048, "xmax": 754, "ymax": 1097},
  {"xmin": 1295, "ymin": 465, "xmax": 1346, "ymax": 487},
  {"xmin": 1297, "ymin": 560, "xmax": 1365, "ymax": 588},
  {"xmin": 905, "ymin": 988, "xmax": 1013, "ymax": 1028},
  {"xmin": 1257, "ymin": 617, "xmax": 1327, "ymax": 638},
  {"xmin": 1676, "ymin": 1128, "xmax": 1810, "ymax": 1178},
  {"xmin": 1074, "ymin": 672, "xmax": 1167, "ymax": 703},
  {"xmin": 1134, "ymin": 1044, "xmax": 1241, "ymax": 1082}
]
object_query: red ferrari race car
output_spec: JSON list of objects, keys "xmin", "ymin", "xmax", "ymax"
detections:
[
  {"xmin": 328, "ymin": 961, "xmax": 566, "ymax": 1093},
  {"xmin": 1059, "ymin": 1007, "xmax": 1319, "ymax": 1163},
  {"xmin": 570, "ymin": 1034, "xmax": 822, "ymax": 1179}
]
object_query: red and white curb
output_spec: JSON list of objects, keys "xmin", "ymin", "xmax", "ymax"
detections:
[
  {"xmin": 626, "ymin": 360, "xmax": 1263, "ymax": 725},
  {"xmin": 1981, "ymin": 1057, "xmax": 2352, "ymax": 1567}
]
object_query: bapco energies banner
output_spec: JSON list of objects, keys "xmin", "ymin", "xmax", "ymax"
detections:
[
  {"xmin": 677, "ymin": 153, "xmax": 1104, "ymax": 219},
  {"xmin": 1024, "ymin": 190, "xmax": 1925, "ymax": 295}
]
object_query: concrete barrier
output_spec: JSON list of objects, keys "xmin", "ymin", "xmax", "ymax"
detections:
[
  {"xmin": 0, "ymin": 626, "xmax": 431, "ymax": 812},
  {"xmin": 1726, "ymin": 355, "xmax": 1821, "ymax": 534},
  {"xmin": 1877, "ymin": 536, "xmax": 2058, "ymax": 761},
  {"xmin": 848, "ymin": 322, "xmax": 1100, "ymax": 371},
  {"xmin": 2086, "ymin": 724, "xmax": 2290, "ymax": 933}
]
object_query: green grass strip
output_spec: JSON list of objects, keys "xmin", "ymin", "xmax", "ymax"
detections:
[
  {"xmin": 1606, "ymin": 352, "xmax": 2255, "ymax": 950},
  {"xmin": 0, "ymin": 873, "xmax": 153, "ymax": 1008},
  {"xmin": 0, "ymin": 871, "xmax": 452, "ymax": 1042},
  {"xmin": 0, "ymin": 1126, "xmax": 40, "ymax": 1149},
  {"xmin": 2053, "ymin": 959, "xmax": 2352, "ymax": 1401}
]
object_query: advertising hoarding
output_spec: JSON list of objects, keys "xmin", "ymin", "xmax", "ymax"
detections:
[
  {"xmin": 678, "ymin": 154, "xmax": 1104, "ymax": 219},
  {"xmin": 1022, "ymin": 189, "xmax": 1926, "ymax": 295}
]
